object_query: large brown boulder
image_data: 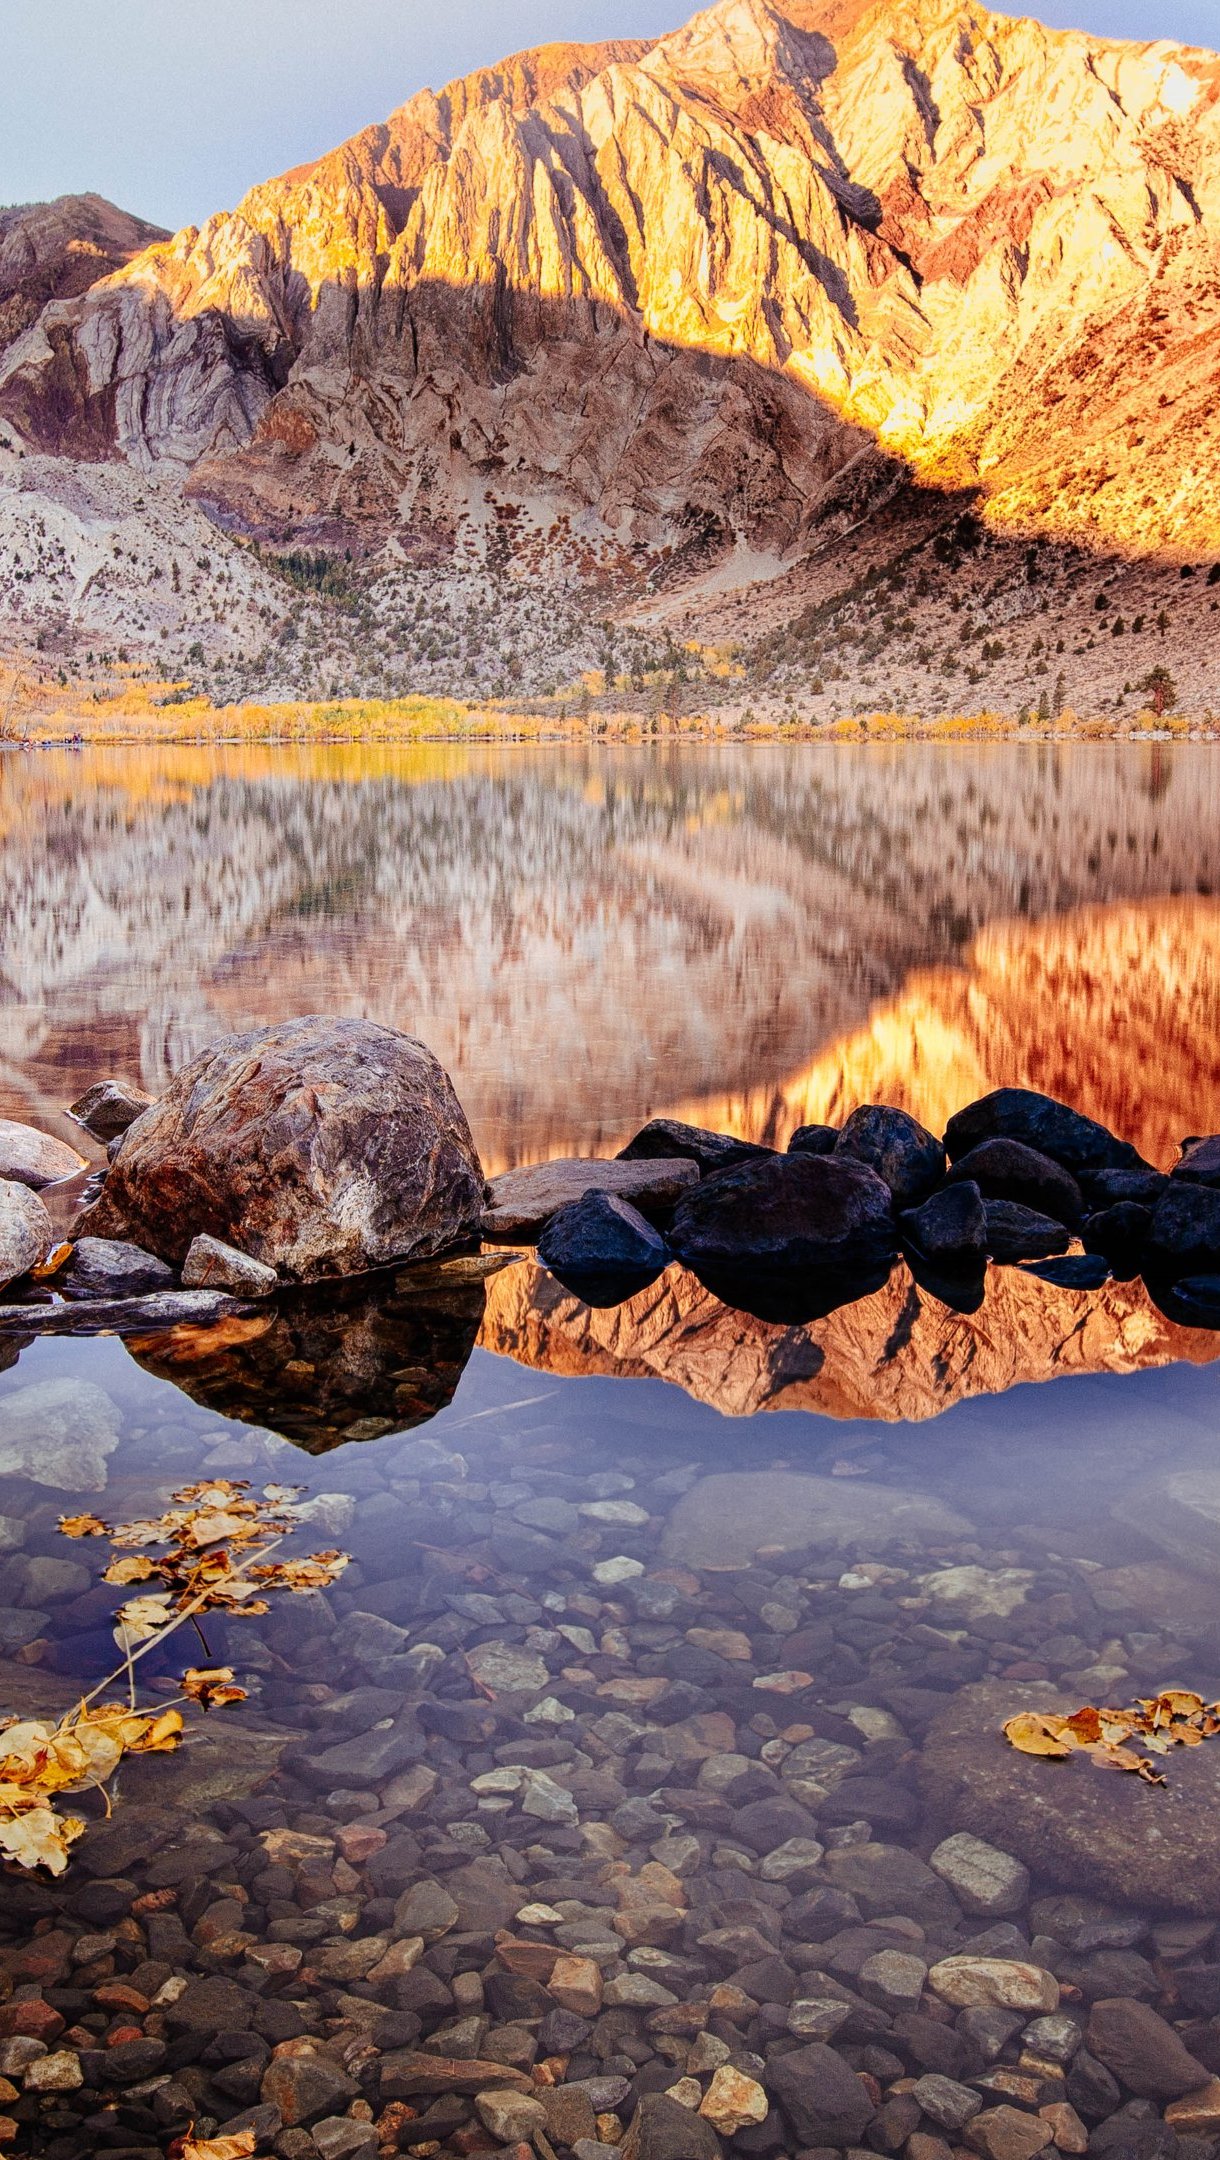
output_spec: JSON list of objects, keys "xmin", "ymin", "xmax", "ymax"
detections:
[{"xmin": 78, "ymin": 1018, "xmax": 485, "ymax": 1281}]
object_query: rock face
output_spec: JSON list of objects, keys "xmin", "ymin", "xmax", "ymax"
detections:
[
  {"xmin": 0, "ymin": 194, "xmax": 167, "ymax": 369},
  {"xmin": 8, "ymin": 1, "xmax": 1220, "ymax": 577},
  {"xmin": 920, "ymin": 1680, "xmax": 1220, "ymax": 1916},
  {"xmin": 981, "ymin": 1200, "xmax": 1072, "ymax": 1264},
  {"xmin": 0, "ymin": 1178, "xmax": 52, "ymax": 1288},
  {"xmin": 0, "ymin": 1118, "xmax": 86, "ymax": 1190},
  {"xmin": 78, "ymin": 1017, "xmax": 485, "ymax": 1280}
]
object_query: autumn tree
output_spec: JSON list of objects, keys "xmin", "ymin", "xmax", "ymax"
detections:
[{"xmin": 1139, "ymin": 665, "xmax": 1178, "ymax": 717}]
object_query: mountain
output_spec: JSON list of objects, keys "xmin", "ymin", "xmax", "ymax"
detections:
[
  {"xmin": 4, "ymin": 0, "xmax": 1220, "ymax": 707},
  {"xmin": 0, "ymin": 195, "xmax": 167, "ymax": 367}
]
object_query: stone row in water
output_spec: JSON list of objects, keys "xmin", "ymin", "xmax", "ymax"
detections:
[
  {"xmin": 519, "ymin": 1095, "xmax": 1220, "ymax": 1332},
  {"xmin": 1, "ymin": 1023, "xmax": 1219, "ymax": 1336}
]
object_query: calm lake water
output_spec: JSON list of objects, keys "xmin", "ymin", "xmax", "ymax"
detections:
[{"xmin": 4, "ymin": 741, "xmax": 1220, "ymax": 2144}]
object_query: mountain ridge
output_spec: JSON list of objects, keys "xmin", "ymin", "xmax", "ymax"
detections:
[{"xmin": 4, "ymin": 0, "xmax": 1220, "ymax": 711}]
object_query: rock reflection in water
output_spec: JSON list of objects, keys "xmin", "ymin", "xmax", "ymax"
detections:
[
  {"xmin": 123, "ymin": 1259, "xmax": 497, "ymax": 1452},
  {"xmin": 482, "ymin": 1258, "xmax": 1220, "ymax": 1422}
]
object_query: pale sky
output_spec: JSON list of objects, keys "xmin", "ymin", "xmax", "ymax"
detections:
[{"xmin": 3, "ymin": 0, "xmax": 1209, "ymax": 233}]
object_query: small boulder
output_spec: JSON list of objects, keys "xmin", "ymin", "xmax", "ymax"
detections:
[
  {"xmin": 616, "ymin": 1118, "xmax": 770, "ymax": 1177},
  {"xmin": 67, "ymin": 1079, "xmax": 155, "ymax": 1145},
  {"xmin": 1146, "ymin": 1181, "xmax": 1220, "ymax": 1276},
  {"xmin": 181, "ymin": 1233, "xmax": 278, "ymax": 1296},
  {"xmin": 766, "ymin": 2040, "xmax": 875, "ymax": 2145},
  {"xmin": 944, "ymin": 1090, "xmax": 1137, "ymax": 1175},
  {"xmin": 835, "ymin": 1103, "xmax": 946, "ymax": 1207},
  {"xmin": 982, "ymin": 1199, "xmax": 1072, "ymax": 1264},
  {"xmin": 0, "ymin": 1119, "xmax": 86, "ymax": 1191},
  {"xmin": 1085, "ymin": 1997, "xmax": 1208, "ymax": 2100},
  {"xmin": 0, "ymin": 1179, "xmax": 52, "ymax": 1290},
  {"xmin": 60, "ymin": 1237, "xmax": 175, "ymax": 1302},
  {"xmin": 787, "ymin": 1123, "xmax": 838, "ymax": 1156},
  {"xmin": 1172, "ymin": 1134, "xmax": 1220, "ymax": 1189},
  {"xmin": 1081, "ymin": 1202, "xmax": 1151, "ymax": 1276},
  {"xmin": 621, "ymin": 2092, "xmax": 723, "ymax": 2160},
  {"xmin": 901, "ymin": 1180, "xmax": 987, "ymax": 1266},
  {"xmin": 928, "ymin": 1834, "xmax": 1030, "ymax": 1917},
  {"xmin": 476, "ymin": 2090, "xmax": 550, "ymax": 2143},
  {"xmin": 537, "ymin": 1191, "xmax": 670, "ymax": 1287},
  {"xmin": 669, "ymin": 1153, "xmax": 896, "ymax": 1274},
  {"xmin": 77, "ymin": 1017, "xmax": 486, "ymax": 1280},
  {"xmin": 947, "ymin": 1139, "xmax": 1083, "ymax": 1227}
]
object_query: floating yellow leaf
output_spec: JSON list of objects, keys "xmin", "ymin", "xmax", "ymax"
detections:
[
  {"xmin": 103, "ymin": 1555, "xmax": 160, "ymax": 1585},
  {"xmin": 114, "ymin": 1593, "xmax": 174, "ymax": 1644},
  {"xmin": 1002, "ymin": 1712, "xmax": 1075, "ymax": 1758},
  {"xmin": 0, "ymin": 1805, "xmax": 86, "ymax": 1875},
  {"xmin": 57, "ymin": 1514, "xmax": 109, "ymax": 1539},
  {"xmin": 181, "ymin": 1668, "xmax": 248, "ymax": 1710}
]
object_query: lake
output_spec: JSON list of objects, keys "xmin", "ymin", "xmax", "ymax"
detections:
[{"xmin": 3, "ymin": 741, "xmax": 1220, "ymax": 2147}]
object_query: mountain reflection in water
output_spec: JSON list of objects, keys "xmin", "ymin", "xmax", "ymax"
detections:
[
  {"xmin": 0, "ymin": 1254, "xmax": 1209, "ymax": 1453},
  {"xmin": 3, "ymin": 741, "xmax": 1220, "ymax": 1174}
]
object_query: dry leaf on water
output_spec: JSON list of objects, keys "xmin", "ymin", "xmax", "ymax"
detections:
[
  {"xmin": 57, "ymin": 1514, "xmax": 108, "ymax": 1539},
  {"xmin": 1003, "ymin": 1685, "xmax": 1220, "ymax": 1786},
  {"xmin": 171, "ymin": 2129, "xmax": 259, "ymax": 2160},
  {"xmin": 0, "ymin": 1704, "xmax": 184, "ymax": 1875},
  {"xmin": 181, "ymin": 1667, "xmax": 248, "ymax": 1710}
]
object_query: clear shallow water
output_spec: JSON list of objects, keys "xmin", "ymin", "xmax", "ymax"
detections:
[{"xmin": 4, "ymin": 743, "xmax": 1220, "ymax": 2148}]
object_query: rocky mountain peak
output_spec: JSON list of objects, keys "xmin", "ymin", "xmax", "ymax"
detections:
[{"xmin": 3, "ymin": 0, "xmax": 1220, "ymax": 643}]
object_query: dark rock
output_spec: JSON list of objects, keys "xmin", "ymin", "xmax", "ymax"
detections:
[
  {"xmin": 823, "ymin": 1842, "xmax": 960, "ymax": 1928},
  {"xmin": 766, "ymin": 2040, "xmax": 875, "ymax": 2144},
  {"xmin": 1079, "ymin": 1166, "xmax": 1168, "ymax": 1207},
  {"xmin": 1081, "ymin": 1204, "xmax": 1152, "ymax": 1276},
  {"xmin": 68, "ymin": 1079, "xmax": 155, "ymax": 1145},
  {"xmin": 621, "ymin": 2092, "xmax": 723, "ymax": 2160},
  {"xmin": 901, "ymin": 1181, "xmax": 987, "ymax": 1267},
  {"xmin": 982, "ymin": 1200, "xmax": 1072, "ymax": 1264},
  {"xmin": 670, "ymin": 1154, "xmax": 896, "ymax": 1277},
  {"xmin": 1172, "ymin": 1135, "xmax": 1220, "ymax": 1189},
  {"xmin": 60, "ymin": 1237, "xmax": 176, "ymax": 1301},
  {"xmin": 946, "ymin": 1140, "xmax": 1084, "ymax": 1227},
  {"xmin": 783, "ymin": 1888, "xmax": 863, "ymax": 1943},
  {"xmin": 289, "ymin": 1715, "xmax": 426, "ymax": 1790},
  {"xmin": 164, "ymin": 1977, "xmax": 254, "ymax": 2034},
  {"xmin": 730, "ymin": 1796, "xmax": 821, "ymax": 1853},
  {"xmin": 1151, "ymin": 1274, "xmax": 1220, "ymax": 1328},
  {"xmin": 0, "ymin": 1287, "xmax": 252, "ymax": 1335},
  {"xmin": 537, "ymin": 1191, "xmax": 670, "ymax": 1290},
  {"xmin": 261, "ymin": 2050, "xmax": 360, "ymax": 2126},
  {"xmin": 787, "ymin": 1125, "xmax": 838, "ymax": 1157},
  {"xmin": 1085, "ymin": 1998, "xmax": 1209, "ymax": 2100},
  {"xmin": 78, "ymin": 1015, "xmax": 485, "ymax": 1278},
  {"xmin": 1146, "ymin": 1182, "xmax": 1220, "ymax": 1276},
  {"xmin": 834, "ymin": 1105, "xmax": 946, "ymax": 1207},
  {"xmin": 944, "ymin": 1091, "xmax": 1137, "ymax": 1176},
  {"xmin": 617, "ymin": 1118, "xmax": 771, "ymax": 1177}
]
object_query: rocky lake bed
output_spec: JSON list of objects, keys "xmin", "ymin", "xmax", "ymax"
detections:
[{"xmin": 3, "ymin": 1021, "xmax": 1220, "ymax": 2156}]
